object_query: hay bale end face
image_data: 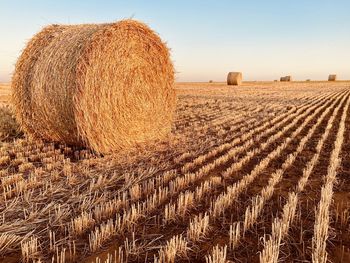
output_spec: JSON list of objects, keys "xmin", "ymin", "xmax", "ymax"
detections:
[
  {"xmin": 227, "ymin": 72, "xmax": 242, "ymax": 85},
  {"xmin": 12, "ymin": 20, "xmax": 176, "ymax": 154},
  {"xmin": 328, "ymin": 74, "xmax": 337, "ymax": 81}
]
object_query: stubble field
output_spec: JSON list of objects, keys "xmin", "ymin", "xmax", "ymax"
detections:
[{"xmin": 0, "ymin": 81, "xmax": 349, "ymax": 263}]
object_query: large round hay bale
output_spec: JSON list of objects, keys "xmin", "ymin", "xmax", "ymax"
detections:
[
  {"xmin": 227, "ymin": 72, "xmax": 242, "ymax": 85},
  {"xmin": 280, "ymin": 77, "xmax": 286, "ymax": 82},
  {"xmin": 328, "ymin": 74, "xmax": 337, "ymax": 81},
  {"xmin": 12, "ymin": 20, "xmax": 175, "ymax": 154}
]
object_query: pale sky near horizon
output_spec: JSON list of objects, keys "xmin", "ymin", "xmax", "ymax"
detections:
[{"xmin": 0, "ymin": 0, "xmax": 349, "ymax": 82}]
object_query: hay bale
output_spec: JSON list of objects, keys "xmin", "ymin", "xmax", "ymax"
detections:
[
  {"xmin": 227, "ymin": 72, "xmax": 242, "ymax": 85},
  {"xmin": 280, "ymin": 76, "xmax": 292, "ymax": 82},
  {"xmin": 285, "ymin": 75, "xmax": 292, "ymax": 82},
  {"xmin": 328, "ymin": 74, "xmax": 337, "ymax": 81},
  {"xmin": 12, "ymin": 20, "xmax": 175, "ymax": 154}
]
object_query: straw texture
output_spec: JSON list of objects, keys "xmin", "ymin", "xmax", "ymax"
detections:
[
  {"xmin": 0, "ymin": 106, "xmax": 22, "ymax": 141},
  {"xmin": 12, "ymin": 20, "xmax": 175, "ymax": 154}
]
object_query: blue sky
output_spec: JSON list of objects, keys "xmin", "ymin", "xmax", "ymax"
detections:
[{"xmin": 1, "ymin": 0, "xmax": 349, "ymax": 82}]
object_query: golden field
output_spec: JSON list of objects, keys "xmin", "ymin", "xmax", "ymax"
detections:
[{"xmin": 0, "ymin": 81, "xmax": 349, "ymax": 262}]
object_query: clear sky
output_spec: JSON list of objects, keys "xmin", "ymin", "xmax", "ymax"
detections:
[{"xmin": 0, "ymin": 0, "xmax": 349, "ymax": 82}]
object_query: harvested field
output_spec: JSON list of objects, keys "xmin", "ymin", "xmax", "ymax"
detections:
[{"xmin": 0, "ymin": 81, "xmax": 349, "ymax": 263}]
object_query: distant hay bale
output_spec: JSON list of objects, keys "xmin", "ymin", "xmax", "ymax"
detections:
[
  {"xmin": 306, "ymin": 79, "xmax": 311, "ymax": 82},
  {"xmin": 227, "ymin": 72, "xmax": 242, "ymax": 85},
  {"xmin": 280, "ymin": 76, "xmax": 292, "ymax": 82},
  {"xmin": 209, "ymin": 80, "xmax": 213, "ymax": 83},
  {"xmin": 285, "ymin": 75, "xmax": 292, "ymax": 82},
  {"xmin": 0, "ymin": 106, "xmax": 22, "ymax": 141},
  {"xmin": 328, "ymin": 74, "xmax": 337, "ymax": 81},
  {"xmin": 12, "ymin": 20, "xmax": 175, "ymax": 154}
]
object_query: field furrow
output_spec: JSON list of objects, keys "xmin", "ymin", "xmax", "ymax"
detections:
[{"xmin": 85, "ymin": 90, "xmax": 346, "ymax": 262}]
